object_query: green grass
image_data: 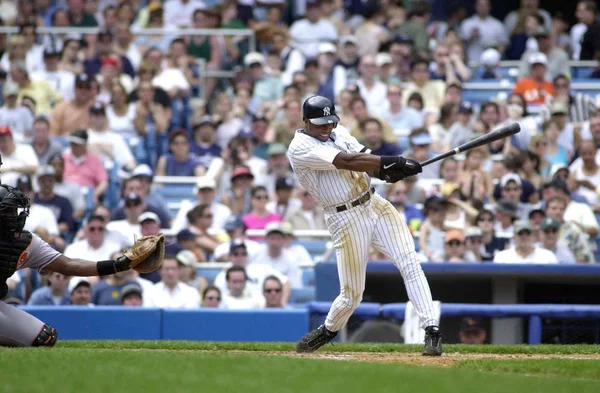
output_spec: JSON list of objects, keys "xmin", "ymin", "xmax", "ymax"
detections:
[
  {"xmin": 455, "ymin": 358, "xmax": 600, "ymax": 381},
  {"xmin": 57, "ymin": 340, "xmax": 600, "ymax": 355},
  {"xmin": 0, "ymin": 347, "xmax": 599, "ymax": 393}
]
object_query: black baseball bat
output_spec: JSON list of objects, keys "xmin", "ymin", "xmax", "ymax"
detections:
[{"xmin": 420, "ymin": 123, "xmax": 521, "ymax": 167}]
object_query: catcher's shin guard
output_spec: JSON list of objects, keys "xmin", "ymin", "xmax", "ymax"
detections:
[{"xmin": 32, "ymin": 324, "xmax": 58, "ymax": 347}]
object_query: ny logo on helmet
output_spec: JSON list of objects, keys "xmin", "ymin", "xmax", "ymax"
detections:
[{"xmin": 323, "ymin": 106, "xmax": 330, "ymax": 116}]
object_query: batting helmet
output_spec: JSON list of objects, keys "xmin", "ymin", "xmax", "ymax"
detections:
[
  {"xmin": 302, "ymin": 95, "xmax": 340, "ymax": 125},
  {"xmin": 0, "ymin": 184, "xmax": 30, "ymax": 236}
]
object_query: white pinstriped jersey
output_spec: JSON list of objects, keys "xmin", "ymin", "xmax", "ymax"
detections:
[{"xmin": 288, "ymin": 124, "xmax": 372, "ymax": 209}]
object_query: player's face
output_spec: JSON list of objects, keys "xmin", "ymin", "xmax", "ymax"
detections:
[{"xmin": 304, "ymin": 121, "xmax": 335, "ymax": 142}]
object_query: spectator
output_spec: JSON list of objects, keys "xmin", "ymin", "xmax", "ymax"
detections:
[
  {"xmin": 263, "ymin": 276, "xmax": 285, "ymax": 308},
  {"xmin": 111, "ymin": 176, "xmax": 172, "ymax": 228},
  {"xmin": 512, "ymin": 52, "xmax": 555, "ymax": 105},
  {"xmin": 539, "ymin": 217, "xmax": 577, "ymax": 264},
  {"xmin": 429, "ymin": 43, "xmax": 465, "ymax": 83},
  {"xmin": 0, "ymin": 125, "xmax": 38, "ymax": 187},
  {"xmin": 476, "ymin": 209, "xmax": 510, "ymax": 261},
  {"xmin": 504, "ymin": 10, "xmax": 543, "ymax": 61},
  {"xmin": 67, "ymin": 0, "xmax": 98, "ymax": 27},
  {"xmin": 221, "ymin": 265, "xmax": 266, "ymax": 309},
  {"xmin": 570, "ymin": 141, "xmax": 600, "ymax": 207},
  {"xmin": 403, "ymin": 129, "xmax": 441, "ymax": 180},
  {"xmin": 254, "ymin": 222, "xmax": 302, "ymax": 288},
  {"xmin": 242, "ymin": 185, "xmax": 282, "ymax": 236},
  {"xmin": 201, "ymin": 285, "xmax": 221, "ymax": 308},
  {"xmin": 134, "ymin": 2, "xmax": 177, "ymax": 53},
  {"xmin": 459, "ymin": 317, "xmax": 487, "ymax": 344},
  {"xmin": 378, "ymin": 84, "xmax": 424, "ymax": 147},
  {"xmin": 258, "ymin": 143, "xmax": 295, "ymax": 195},
  {"xmin": 385, "ymin": 180, "xmax": 424, "ymax": 233},
  {"xmin": 243, "ymin": 52, "xmax": 283, "ymax": 111},
  {"xmin": 190, "ymin": 116, "xmax": 221, "ymax": 161},
  {"xmin": 335, "ymin": 36, "xmax": 359, "ymax": 85},
  {"xmin": 31, "ymin": 48, "xmax": 76, "ymax": 102},
  {"xmin": 501, "ymin": 92, "xmax": 538, "ymax": 150},
  {"xmin": 130, "ymin": 165, "xmax": 170, "ymax": 215},
  {"xmin": 48, "ymin": 153, "xmax": 86, "ymax": 219},
  {"xmin": 58, "ymin": 38, "xmax": 84, "ymax": 75},
  {"xmin": 163, "ymin": 0, "xmax": 206, "ymax": 28},
  {"xmin": 220, "ymin": 165, "xmax": 255, "ymax": 217},
  {"xmin": 428, "ymin": 103, "xmax": 457, "ymax": 152},
  {"xmin": 494, "ymin": 220, "xmax": 558, "ymax": 263},
  {"xmin": 34, "ymin": 165, "xmax": 75, "ymax": 235},
  {"xmin": 497, "ymin": 173, "xmax": 534, "ymax": 221},
  {"xmin": 64, "ymin": 215, "xmax": 122, "ymax": 262},
  {"xmin": 27, "ymin": 272, "xmax": 69, "ymax": 306},
  {"xmin": 212, "ymin": 216, "xmax": 263, "ymax": 263},
  {"xmin": 271, "ymin": 28, "xmax": 305, "ymax": 87},
  {"xmin": 186, "ymin": 203, "xmax": 228, "ymax": 258},
  {"xmin": 144, "ymin": 257, "xmax": 201, "ymax": 308},
  {"xmin": 106, "ymin": 82, "xmax": 140, "ymax": 139},
  {"xmin": 144, "ymin": 46, "xmax": 191, "ymax": 99},
  {"xmin": 31, "ymin": 117, "xmax": 63, "ymax": 165},
  {"xmin": 529, "ymin": 208, "xmax": 546, "ymax": 242},
  {"xmin": 284, "ymin": 186, "xmax": 327, "ymax": 233},
  {"xmin": 92, "ymin": 271, "xmax": 140, "ymax": 306},
  {"xmin": 518, "ymin": 26, "xmax": 569, "ymax": 79},
  {"xmin": 106, "ymin": 193, "xmax": 144, "ymax": 245},
  {"xmin": 359, "ymin": 117, "xmax": 402, "ymax": 156},
  {"xmin": 494, "ymin": 199, "xmax": 519, "ymax": 238},
  {"xmin": 11, "ymin": 60, "xmax": 61, "ymax": 117},
  {"xmin": 578, "ymin": 0, "xmax": 600, "ymax": 60},
  {"xmin": 0, "ymin": 81, "xmax": 34, "ymax": 143},
  {"xmin": 289, "ymin": 0, "xmax": 337, "ymax": 59},
  {"xmin": 443, "ymin": 229, "xmax": 466, "ymax": 262},
  {"xmin": 355, "ymin": 54, "xmax": 386, "ymax": 116},
  {"xmin": 49, "ymin": 73, "xmax": 94, "ymax": 137},
  {"xmin": 479, "ymin": 48, "xmax": 502, "ymax": 79},
  {"xmin": 395, "ymin": 2, "xmax": 430, "ymax": 60},
  {"xmin": 120, "ymin": 284, "xmax": 143, "ymax": 306},
  {"xmin": 155, "ymin": 129, "xmax": 206, "ymax": 177},
  {"xmin": 114, "ymin": 21, "xmax": 142, "ymax": 70},
  {"xmin": 449, "ymin": 101, "xmax": 475, "ymax": 148},
  {"xmin": 459, "ymin": 0, "xmax": 508, "ymax": 64},
  {"xmin": 402, "ymin": 59, "xmax": 446, "ymax": 113},
  {"xmin": 464, "ymin": 226, "xmax": 485, "ymax": 262},
  {"xmin": 541, "ymin": 75, "xmax": 596, "ymax": 126},
  {"xmin": 418, "ymin": 196, "xmax": 448, "ymax": 262},
  {"xmin": 83, "ymin": 30, "xmax": 134, "ymax": 79},
  {"xmin": 68, "ymin": 277, "xmax": 92, "ymax": 306},
  {"xmin": 312, "ymin": 42, "xmax": 347, "ymax": 103},
  {"xmin": 281, "ymin": 222, "xmax": 313, "ymax": 267},
  {"xmin": 175, "ymin": 249, "xmax": 207, "ymax": 294},
  {"xmin": 458, "ymin": 146, "xmax": 493, "ymax": 202},
  {"xmin": 266, "ymin": 177, "xmax": 301, "ymax": 218},
  {"xmin": 62, "ymin": 129, "xmax": 108, "ymax": 204}
]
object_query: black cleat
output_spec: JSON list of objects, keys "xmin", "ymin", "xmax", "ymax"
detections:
[
  {"xmin": 296, "ymin": 325, "xmax": 337, "ymax": 353},
  {"xmin": 423, "ymin": 326, "xmax": 443, "ymax": 356}
]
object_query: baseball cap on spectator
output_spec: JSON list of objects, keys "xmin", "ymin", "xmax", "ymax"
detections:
[
  {"xmin": 541, "ymin": 217, "xmax": 560, "ymax": 231},
  {"xmin": 230, "ymin": 239, "xmax": 247, "ymax": 254},
  {"xmin": 423, "ymin": 195, "xmax": 449, "ymax": 212},
  {"xmin": 195, "ymin": 176, "xmax": 217, "ymax": 192},
  {"xmin": 169, "ymin": 128, "xmax": 188, "ymax": 143},
  {"xmin": 68, "ymin": 277, "xmax": 90, "ymax": 294},
  {"xmin": 445, "ymin": 229, "xmax": 465, "ymax": 243},
  {"xmin": 132, "ymin": 164, "xmax": 154, "ymax": 178},
  {"xmin": 138, "ymin": 211, "xmax": 161, "ymax": 225},
  {"xmin": 318, "ymin": 42, "xmax": 337, "ymax": 55},
  {"xmin": 395, "ymin": 34, "xmax": 413, "ymax": 45},
  {"xmin": 69, "ymin": 129, "xmax": 88, "ymax": 145},
  {"xmin": 148, "ymin": 1, "xmax": 163, "ymax": 14},
  {"xmin": 528, "ymin": 52, "xmax": 547, "ymax": 66},
  {"xmin": 244, "ymin": 52, "xmax": 265, "ymax": 67},
  {"xmin": 2, "ymin": 81, "xmax": 19, "ymax": 96},
  {"xmin": 465, "ymin": 226, "xmax": 483, "ymax": 238},
  {"xmin": 458, "ymin": 101, "xmax": 473, "ymax": 114},
  {"xmin": 500, "ymin": 173, "xmax": 522, "ymax": 188},
  {"xmin": 176, "ymin": 250, "xmax": 198, "ymax": 267},
  {"xmin": 496, "ymin": 199, "xmax": 518, "ymax": 218},
  {"xmin": 480, "ymin": 48, "xmax": 500, "ymax": 67},
  {"xmin": 252, "ymin": 113, "xmax": 269, "ymax": 124},
  {"xmin": 533, "ymin": 26, "xmax": 551, "ymax": 38},
  {"xmin": 75, "ymin": 73, "xmax": 92, "ymax": 86},
  {"xmin": 281, "ymin": 222, "xmax": 295, "ymax": 237},
  {"xmin": 89, "ymin": 102, "xmax": 106, "ymax": 115},
  {"xmin": 514, "ymin": 220, "xmax": 533, "ymax": 234},
  {"xmin": 550, "ymin": 102, "xmax": 568, "ymax": 116},
  {"xmin": 306, "ymin": 0, "xmax": 320, "ymax": 8},
  {"xmin": 120, "ymin": 284, "xmax": 142, "ymax": 303},
  {"xmin": 340, "ymin": 35, "xmax": 358, "ymax": 46},
  {"xmin": 177, "ymin": 229, "xmax": 196, "ymax": 242},
  {"xmin": 231, "ymin": 166, "xmax": 254, "ymax": 181},
  {"xmin": 409, "ymin": 131, "xmax": 432, "ymax": 145},
  {"xmin": 43, "ymin": 48, "xmax": 60, "ymax": 59},
  {"xmin": 193, "ymin": 115, "xmax": 216, "ymax": 129},
  {"xmin": 460, "ymin": 317, "xmax": 484, "ymax": 332},
  {"xmin": 0, "ymin": 125, "xmax": 12, "ymax": 136},
  {"xmin": 265, "ymin": 221, "xmax": 286, "ymax": 236},
  {"xmin": 36, "ymin": 165, "xmax": 56, "ymax": 179},
  {"xmin": 528, "ymin": 208, "xmax": 545, "ymax": 219},
  {"xmin": 275, "ymin": 176, "xmax": 295, "ymax": 190},
  {"xmin": 224, "ymin": 216, "xmax": 246, "ymax": 232},
  {"xmin": 101, "ymin": 57, "xmax": 119, "ymax": 68},
  {"xmin": 547, "ymin": 178, "xmax": 570, "ymax": 195},
  {"xmin": 267, "ymin": 143, "xmax": 287, "ymax": 156},
  {"xmin": 375, "ymin": 53, "xmax": 393, "ymax": 67}
]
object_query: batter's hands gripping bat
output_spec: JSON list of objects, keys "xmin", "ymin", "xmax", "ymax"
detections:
[{"xmin": 420, "ymin": 123, "xmax": 521, "ymax": 167}]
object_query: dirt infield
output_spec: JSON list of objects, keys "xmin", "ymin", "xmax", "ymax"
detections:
[{"xmin": 223, "ymin": 350, "xmax": 600, "ymax": 366}]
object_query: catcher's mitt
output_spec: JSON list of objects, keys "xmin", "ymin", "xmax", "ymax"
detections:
[{"xmin": 123, "ymin": 234, "xmax": 165, "ymax": 273}]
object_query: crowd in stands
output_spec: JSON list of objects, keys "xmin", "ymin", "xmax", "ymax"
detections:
[{"xmin": 4, "ymin": 0, "xmax": 600, "ymax": 310}]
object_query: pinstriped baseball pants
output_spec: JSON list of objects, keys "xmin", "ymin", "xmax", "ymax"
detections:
[{"xmin": 324, "ymin": 193, "xmax": 438, "ymax": 332}]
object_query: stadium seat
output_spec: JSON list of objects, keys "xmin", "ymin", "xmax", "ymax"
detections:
[
  {"xmin": 289, "ymin": 287, "xmax": 316, "ymax": 304},
  {"xmin": 296, "ymin": 240, "xmax": 328, "ymax": 258},
  {"xmin": 302, "ymin": 268, "xmax": 315, "ymax": 287},
  {"xmin": 197, "ymin": 266, "xmax": 224, "ymax": 285}
]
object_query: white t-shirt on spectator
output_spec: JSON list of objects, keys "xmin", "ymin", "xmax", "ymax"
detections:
[
  {"xmin": 144, "ymin": 281, "xmax": 201, "ymax": 308},
  {"xmin": 571, "ymin": 23, "xmax": 587, "ymax": 60},
  {"xmin": 356, "ymin": 79, "xmax": 388, "ymax": 117},
  {"xmin": 64, "ymin": 238, "xmax": 123, "ymax": 262},
  {"xmin": 163, "ymin": 0, "xmax": 206, "ymax": 28},
  {"xmin": 106, "ymin": 103, "xmax": 137, "ymax": 139},
  {"xmin": 221, "ymin": 288, "xmax": 266, "ymax": 310},
  {"xmin": 252, "ymin": 248, "xmax": 303, "ymax": 288},
  {"xmin": 0, "ymin": 45, "xmax": 45, "ymax": 74},
  {"xmin": 0, "ymin": 106, "xmax": 34, "ymax": 143},
  {"xmin": 564, "ymin": 201, "xmax": 600, "ymax": 232},
  {"xmin": 24, "ymin": 204, "xmax": 59, "ymax": 235},
  {"xmin": 87, "ymin": 129, "xmax": 136, "ymax": 168},
  {"xmin": 0, "ymin": 144, "xmax": 39, "ymax": 187},
  {"xmin": 493, "ymin": 246, "xmax": 558, "ymax": 263},
  {"xmin": 106, "ymin": 220, "xmax": 141, "ymax": 247},
  {"xmin": 289, "ymin": 18, "xmax": 338, "ymax": 58},
  {"xmin": 30, "ymin": 69, "xmax": 75, "ymax": 101},
  {"xmin": 213, "ymin": 262, "xmax": 289, "ymax": 296}
]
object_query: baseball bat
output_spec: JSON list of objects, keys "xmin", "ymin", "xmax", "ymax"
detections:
[{"xmin": 420, "ymin": 123, "xmax": 521, "ymax": 167}]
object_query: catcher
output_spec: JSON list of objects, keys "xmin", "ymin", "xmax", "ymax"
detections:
[{"xmin": 0, "ymin": 183, "xmax": 165, "ymax": 347}]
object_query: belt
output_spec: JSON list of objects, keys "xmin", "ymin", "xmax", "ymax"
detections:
[{"xmin": 335, "ymin": 187, "xmax": 375, "ymax": 213}]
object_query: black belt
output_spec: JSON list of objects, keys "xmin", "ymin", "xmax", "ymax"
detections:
[{"xmin": 336, "ymin": 187, "xmax": 375, "ymax": 212}]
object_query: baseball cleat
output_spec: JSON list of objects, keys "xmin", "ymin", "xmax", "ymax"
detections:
[
  {"xmin": 296, "ymin": 325, "xmax": 337, "ymax": 353},
  {"xmin": 423, "ymin": 326, "xmax": 443, "ymax": 356}
]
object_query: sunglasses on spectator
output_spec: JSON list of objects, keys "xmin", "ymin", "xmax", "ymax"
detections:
[
  {"xmin": 205, "ymin": 296, "xmax": 221, "ymax": 301},
  {"xmin": 478, "ymin": 217, "xmax": 493, "ymax": 223},
  {"xmin": 254, "ymin": 195, "xmax": 268, "ymax": 200},
  {"xmin": 447, "ymin": 240, "xmax": 463, "ymax": 247},
  {"xmin": 264, "ymin": 288, "xmax": 282, "ymax": 293},
  {"xmin": 517, "ymin": 230, "xmax": 532, "ymax": 236},
  {"xmin": 88, "ymin": 226, "xmax": 105, "ymax": 233}
]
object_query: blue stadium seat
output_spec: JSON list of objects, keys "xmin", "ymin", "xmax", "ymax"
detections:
[
  {"xmin": 302, "ymin": 268, "xmax": 315, "ymax": 287},
  {"xmin": 197, "ymin": 266, "xmax": 223, "ymax": 285},
  {"xmin": 289, "ymin": 287, "xmax": 316, "ymax": 304},
  {"xmin": 295, "ymin": 240, "xmax": 328, "ymax": 257}
]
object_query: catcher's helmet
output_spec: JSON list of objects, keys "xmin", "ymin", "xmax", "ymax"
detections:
[
  {"xmin": 303, "ymin": 95, "xmax": 340, "ymax": 125},
  {"xmin": 0, "ymin": 184, "xmax": 30, "ymax": 236}
]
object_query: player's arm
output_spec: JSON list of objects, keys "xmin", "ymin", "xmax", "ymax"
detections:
[
  {"xmin": 44, "ymin": 255, "xmax": 131, "ymax": 277},
  {"xmin": 332, "ymin": 152, "xmax": 422, "ymax": 181}
]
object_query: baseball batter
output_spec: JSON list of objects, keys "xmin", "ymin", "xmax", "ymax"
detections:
[
  {"xmin": 289, "ymin": 96, "xmax": 442, "ymax": 356},
  {"xmin": 0, "ymin": 184, "xmax": 139, "ymax": 347}
]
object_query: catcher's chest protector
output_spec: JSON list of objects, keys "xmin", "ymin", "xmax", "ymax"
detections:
[{"xmin": 0, "ymin": 231, "xmax": 33, "ymax": 300}]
